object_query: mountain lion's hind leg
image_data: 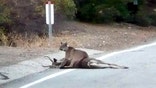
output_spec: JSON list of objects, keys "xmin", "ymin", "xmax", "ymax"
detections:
[{"xmin": 64, "ymin": 60, "xmax": 75, "ymax": 68}]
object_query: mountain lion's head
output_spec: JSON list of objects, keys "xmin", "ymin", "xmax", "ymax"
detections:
[{"xmin": 59, "ymin": 42, "xmax": 68, "ymax": 51}]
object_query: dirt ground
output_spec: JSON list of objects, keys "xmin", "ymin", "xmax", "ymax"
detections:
[{"xmin": 1, "ymin": 21, "xmax": 156, "ymax": 67}]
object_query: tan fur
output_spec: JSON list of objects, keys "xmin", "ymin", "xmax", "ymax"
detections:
[
  {"xmin": 59, "ymin": 42, "xmax": 128, "ymax": 69},
  {"xmin": 59, "ymin": 42, "xmax": 89, "ymax": 68}
]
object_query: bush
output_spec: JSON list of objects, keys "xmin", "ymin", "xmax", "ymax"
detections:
[
  {"xmin": 149, "ymin": 13, "xmax": 156, "ymax": 26},
  {"xmin": 76, "ymin": 3, "xmax": 96, "ymax": 22},
  {"xmin": 55, "ymin": 0, "xmax": 77, "ymax": 19},
  {"xmin": 75, "ymin": 0, "xmax": 132, "ymax": 23},
  {"xmin": 0, "ymin": 0, "xmax": 12, "ymax": 27},
  {"xmin": 0, "ymin": 0, "xmax": 11, "ymax": 45},
  {"xmin": 133, "ymin": 11, "xmax": 151, "ymax": 27},
  {"xmin": 94, "ymin": 5, "xmax": 119, "ymax": 23},
  {"xmin": 75, "ymin": 0, "xmax": 154, "ymax": 27},
  {"xmin": 0, "ymin": 27, "xmax": 8, "ymax": 45},
  {"xmin": 0, "ymin": 1, "xmax": 11, "ymax": 24}
]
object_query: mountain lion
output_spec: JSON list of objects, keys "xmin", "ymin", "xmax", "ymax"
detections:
[
  {"xmin": 58, "ymin": 42, "xmax": 128, "ymax": 69},
  {"xmin": 59, "ymin": 42, "xmax": 89, "ymax": 68}
]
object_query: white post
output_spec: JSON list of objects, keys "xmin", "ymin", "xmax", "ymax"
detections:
[
  {"xmin": 46, "ymin": 1, "xmax": 54, "ymax": 44},
  {"xmin": 48, "ymin": 1, "xmax": 52, "ymax": 40}
]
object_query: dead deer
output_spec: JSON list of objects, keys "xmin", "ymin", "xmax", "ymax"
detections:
[
  {"xmin": 79, "ymin": 58, "xmax": 128, "ymax": 69},
  {"xmin": 44, "ymin": 57, "xmax": 128, "ymax": 69},
  {"xmin": 43, "ymin": 42, "xmax": 128, "ymax": 69}
]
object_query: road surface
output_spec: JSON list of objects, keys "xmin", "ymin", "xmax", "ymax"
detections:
[{"xmin": 1, "ymin": 42, "xmax": 156, "ymax": 88}]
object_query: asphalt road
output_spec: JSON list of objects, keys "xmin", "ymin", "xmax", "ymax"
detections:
[{"xmin": 1, "ymin": 42, "xmax": 156, "ymax": 88}]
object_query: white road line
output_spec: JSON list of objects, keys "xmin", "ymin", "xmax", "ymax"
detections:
[
  {"xmin": 20, "ymin": 41, "xmax": 156, "ymax": 88},
  {"xmin": 98, "ymin": 42, "xmax": 156, "ymax": 60},
  {"xmin": 20, "ymin": 69, "xmax": 75, "ymax": 88}
]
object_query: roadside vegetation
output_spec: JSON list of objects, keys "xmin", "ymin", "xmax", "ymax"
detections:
[
  {"xmin": 75, "ymin": 0, "xmax": 156, "ymax": 26},
  {"xmin": 0, "ymin": 0, "xmax": 156, "ymax": 47}
]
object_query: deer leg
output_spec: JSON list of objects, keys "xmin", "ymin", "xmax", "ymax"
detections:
[
  {"xmin": 107, "ymin": 63, "xmax": 128, "ymax": 69},
  {"xmin": 88, "ymin": 61, "xmax": 111, "ymax": 68},
  {"xmin": 60, "ymin": 59, "xmax": 69, "ymax": 68},
  {"xmin": 99, "ymin": 61, "xmax": 128, "ymax": 69},
  {"xmin": 88, "ymin": 60, "xmax": 128, "ymax": 69}
]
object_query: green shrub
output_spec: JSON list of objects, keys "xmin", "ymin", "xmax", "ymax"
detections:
[
  {"xmin": 0, "ymin": 1, "xmax": 12, "ymax": 24},
  {"xmin": 77, "ymin": 3, "xmax": 96, "ymax": 22},
  {"xmin": 0, "ymin": 1, "xmax": 11, "ymax": 45},
  {"xmin": 75, "ymin": 0, "xmax": 153, "ymax": 26},
  {"xmin": 94, "ymin": 5, "xmax": 119, "ymax": 23},
  {"xmin": 75, "ymin": 0, "xmax": 132, "ymax": 23},
  {"xmin": 55, "ymin": 0, "xmax": 77, "ymax": 19},
  {"xmin": 149, "ymin": 13, "xmax": 156, "ymax": 26},
  {"xmin": 134, "ymin": 12, "xmax": 151, "ymax": 27},
  {"xmin": 0, "ymin": 27, "xmax": 8, "ymax": 45}
]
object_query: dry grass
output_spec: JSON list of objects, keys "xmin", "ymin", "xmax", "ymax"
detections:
[{"xmin": 3, "ymin": 21, "xmax": 156, "ymax": 52}]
